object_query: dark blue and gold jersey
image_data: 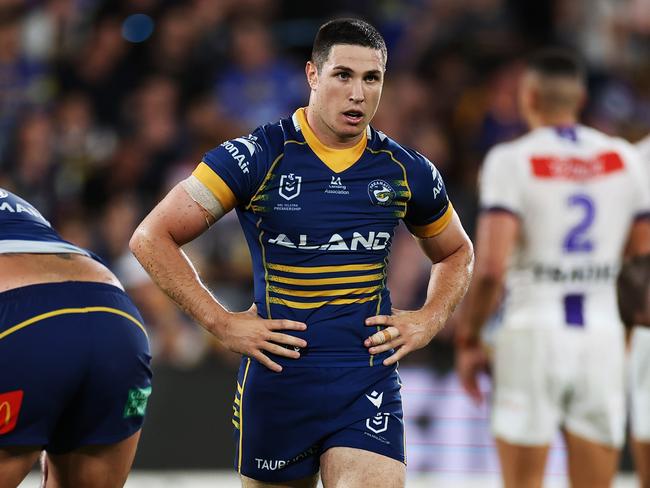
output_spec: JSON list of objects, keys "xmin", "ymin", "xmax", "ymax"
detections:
[
  {"xmin": 193, "ymin": 108, "xmax": 452, "ymax": 366},
  {"xmin": 0, "ymin": 189, "xmax": 93, "ymax": 258}
]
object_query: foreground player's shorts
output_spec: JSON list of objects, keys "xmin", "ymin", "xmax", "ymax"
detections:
[
  {"xmin": 491, "ymin": 326, "xmax": 625, "ymax": 447},
  {"xmin": 0, "ymin": 281, "xmax": 152, "ymax": 453},
  {"xmin": 629, "ymin": 326, "xmax": 650, "ymax": 442},
  {"xmin": 232, "ymin": 357, "xmax": 405, "ymax": 483}
]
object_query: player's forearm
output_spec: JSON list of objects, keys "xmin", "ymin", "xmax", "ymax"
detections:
[
  {"xmin": 421, "ymin": 240, "xmax": 474, "ymax": 336},
  {"xmin": 129, "ymin": 227, "xmax": 229, "ymax": 339},
  {"xmin": 455, "ymin": 266, "xmax": 504, "ymax": 344}
]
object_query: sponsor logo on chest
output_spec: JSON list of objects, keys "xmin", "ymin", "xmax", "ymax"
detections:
[{"xmin": 325, "ymin": 175, "xmax": 350, "ymax": 195}]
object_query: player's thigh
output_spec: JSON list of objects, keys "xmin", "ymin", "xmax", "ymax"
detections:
[
  {"xmin": 0, "ymin": 446, "xmax": 41, "ymax": 488},
  {"xmin": 45, "ymin": 430, "xmax": 141, "ymax": 488},
  {"xmin": 563, "ymin": 429, "xmax": 619, "ymax": 488},
  {"xmin": 319, "ymin": 447, "xmax": 405, "ymax": 488},
  {"xmin": 566, "ymin": 330, "xmax": 625, "ymax": 449},
  {"xmin": 241, "ymin": 473, "xmax": 319, "ymax": 488},
  {"xmin": 495, "ymin": 438, "xmax": 549, "ymax": 488},
  {"xmin": 491, "ymin": 328, "xmax": 557, "ymax": 445}
]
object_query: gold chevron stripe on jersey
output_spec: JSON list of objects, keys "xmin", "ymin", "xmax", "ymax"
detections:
[
  {"xmin": 267, "ymin": 273, "xmax": 384, "ymax": 286},
  {"xmin": 267, "ymin": 262, "xmax": 383, "ymax": 274},
  {"xmin": 264, "ymin": 261, "xmax": 385, "ymax": 309},
  {"xmin": 269, "ymin": 294, "xmax": 379, "ymax": 309},
  {"xmin": 268, "ymin": 284, "xmax": 382, "ymax": 298}
]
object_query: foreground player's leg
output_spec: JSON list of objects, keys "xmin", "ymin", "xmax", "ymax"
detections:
[
  {"xmin": 43, "ymin": 430, "xmax": 141, "ymax": 488},
  {"xmin": 632, "ymin": 439, "xmax": 650, "ymax": 488},
  {"xmin": 0, "ymin": 446, "xmax": 41, "ymax": 487},
  {"xmin": 563, "ymin": 430, "xmax": 618, "ymax": 488},
  {"xmin": 319, "ymin": 447, "xmax": 405, "ymax": 488},
  {"xmin": 495, "ymin": 438, "xmax": 549, "ymax": 488},
  {"xmin": 240, "ymin": 474, "xmax": 319, "ymax": 488}
]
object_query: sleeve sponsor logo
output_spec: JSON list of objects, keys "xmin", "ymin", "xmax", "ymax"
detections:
[
  {"xmin": 0, "ymin": 390, "xmax": 24, "ymax": 435},
  {"xmin": 123, "ymin": 386, "xmax": 152, "ymax": 418},
  {"xmin": 219, "ymin": 135, "xmax": 260, "ymax": 174},
  {"xmin": 0, "ymin": 201, "xmax": 50, "ymax": 224},
  {"xmin": 530, "ymin": 152, "xmax": 624, "ymax": 180}
]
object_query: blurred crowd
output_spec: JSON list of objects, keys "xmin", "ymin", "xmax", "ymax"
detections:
[{"xmin": 2, "ymin": 0, "xmax": 650, "ymax": 370}]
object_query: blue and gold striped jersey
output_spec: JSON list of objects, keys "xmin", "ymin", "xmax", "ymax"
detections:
[
  {"xmin": 193, "ymin": 108, "xmax": 453, "ymax": 366},
  {"xmin": 0, "ymin": 188, "xmax": 93, "ymax": 258}
]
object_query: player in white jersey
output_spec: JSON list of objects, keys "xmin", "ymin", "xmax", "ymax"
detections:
[
  {"xmin": 629, "ymin": 137, "xmax": 650, "ymax": 487},
  {"xmin": 454, "ymin": 49, "xmax": 650, "ymax": 488},
  {"xmin": 637, "ymin": 135, "xmax": 650, "ymax": 164}
]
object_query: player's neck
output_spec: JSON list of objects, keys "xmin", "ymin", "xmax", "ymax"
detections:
[
  {"xmin": 304, "ymin": 106, "xmax": 365, "ymax": 149},
  {"xmin": 529, "ymin": 112, "xmax": 578, "ymax": 130}
]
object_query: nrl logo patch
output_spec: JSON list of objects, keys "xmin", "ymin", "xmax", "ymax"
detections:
[
  {"xmin": 279, "ymin": 173, "xmax": 302, "ymax": 201},
  {"xmin": 368, "ymin": 179, "xmax": 395, "ymax": 206},
  {"xmin": 366, "ymin": 412, "xmax": 390, "ymax": 434}
]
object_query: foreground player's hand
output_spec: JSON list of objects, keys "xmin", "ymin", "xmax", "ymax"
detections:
[
  {"xmin": 221, "ymin": 304, "xmax": 307, "ymax": 373},
  {"xmin": 364, "ymin": 308, "xmax": 439, "ymax": 366},
  {"xmin": 455, "ymin": 340, "xmax": 490, "ymax": 404}
]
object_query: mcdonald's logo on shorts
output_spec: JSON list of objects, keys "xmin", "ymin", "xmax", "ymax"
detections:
[{"xmin": 0, "ymin": 390, "xmax": 24, "ymax": 435}]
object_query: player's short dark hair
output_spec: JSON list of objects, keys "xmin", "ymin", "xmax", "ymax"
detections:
[
  {"xmin": 617, "ymin": 254, "xmax": 650, "ymax": 327},
  {"xmin": 527, "ymin": 48, "xmax": 585, "ymax": 82},
  {"xmin": 311, "ymin": 18, "xmax": 387, "ymax": 71}
]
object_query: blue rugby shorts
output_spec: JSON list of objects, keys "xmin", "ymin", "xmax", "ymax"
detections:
[
  {"xmin": 0, "ymin": 281, "xmax": 152, "ymax": 454},
  {"xmin": 232, "ymin": 357, "xmax": 405, "ymax": 483}
]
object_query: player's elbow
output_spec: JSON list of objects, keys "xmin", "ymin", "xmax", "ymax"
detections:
[{"xmin": 129, "ymin": 224, "xmax": 152, "ymax": 262}]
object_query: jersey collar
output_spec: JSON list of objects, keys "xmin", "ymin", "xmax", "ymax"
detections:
[{"xmin": 292, "ymin": 108, "xmax": 369, "ymax": 174}]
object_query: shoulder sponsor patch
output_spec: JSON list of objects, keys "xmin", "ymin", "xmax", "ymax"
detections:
[
  {"xmin": 123, "ymin": 386, "xmax": 152, "ymax": 418},
  {"xmin": 0, "ymin": 390, "xmax": 24, "ymax": 435}
]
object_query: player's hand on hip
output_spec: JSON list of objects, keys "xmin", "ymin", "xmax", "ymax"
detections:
[
  {"xmin": 221, "ymin": 305, "xmax": 307, "ymax": 373},
  {"xmin": 364, "ymin": 308, "xmax": 436, "ymax": 366}
]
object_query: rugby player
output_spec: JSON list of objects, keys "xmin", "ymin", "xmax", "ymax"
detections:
[
  {"xmin": 130, "ymin": 18, "xmax": 473, "ymax": 488},
  {"xmin": 628, "ymin": 134, "xmax": 650, "ymax": 488},
  {"xmin": 455, "ymin": 49, "xmax": 650, "ymax": 488},
  {"xmin": 0, "ymin": 189, "xmax": 152, "ymax": 488}
]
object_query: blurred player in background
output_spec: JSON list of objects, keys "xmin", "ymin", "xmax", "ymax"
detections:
[
  {"xmin": 0, "ymin": 189, "xmax": 152, "ymax": 488},
  {"xmin": 618, "ymin": 254, "xmax": 650, "ymax": 488},
  {"xmin": 455, "ymin": 49, "xmax": 650, "ymax": 488},
  {"xmin": 131, "ymin": 18, "xmax": 473, "ymax": 488},
  {"xmin": 637, "ymin": 134, "xmax": 650, "ymax": 165},
  {"xmin": 629, "ymin": 131, "xmax": 650, "ymax": 488}
]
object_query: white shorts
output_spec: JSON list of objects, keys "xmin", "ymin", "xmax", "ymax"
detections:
[
  {"xmin": 629, "ymin": 327, "xmax": 650, "ymax": 442},
  {"xmin": 491, "ymin": 326, "xmax": 625, "ymax": 447}
]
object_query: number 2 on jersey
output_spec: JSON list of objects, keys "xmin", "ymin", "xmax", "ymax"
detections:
[
  {"xmin": 563, "ymin": 194, "xmax": 595, "ymax": 253},
  {"xmin": 562, "ymin": 194, "xmax": 595, "ymax": 327}
]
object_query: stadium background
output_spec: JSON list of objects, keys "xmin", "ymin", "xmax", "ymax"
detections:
[{"xmin": 2, "ymin": 0, "xmax": 649, "ymax": 484}]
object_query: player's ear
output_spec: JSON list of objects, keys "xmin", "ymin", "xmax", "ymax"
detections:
[{"xmin": 306, "ymin": 61, "xmax": 318, "ymax": 90}]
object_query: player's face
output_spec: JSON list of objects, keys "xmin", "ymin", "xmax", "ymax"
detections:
[{"xmin": 306, "ymin": 44, "xmax": 385, "ymax": 146}]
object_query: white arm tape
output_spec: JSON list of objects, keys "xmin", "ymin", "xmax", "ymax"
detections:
[{"xmin": 180, "ymin": 175, "xmax": 226, "ymax": 222}]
